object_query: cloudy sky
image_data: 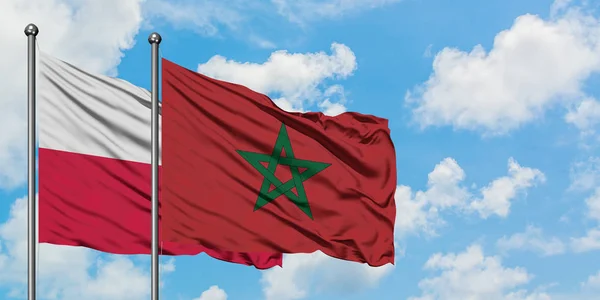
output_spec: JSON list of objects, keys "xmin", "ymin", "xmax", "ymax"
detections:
[{"xmin": 1, "ymin": 0, "xmax": 600, "ymax": 299}]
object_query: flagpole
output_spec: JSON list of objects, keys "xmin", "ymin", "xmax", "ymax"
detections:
[
  {"xmin": 24, "ymin": 23, "xmax": 39, "ymax": 300},
  {"xmin": 149, "ymin": 32, "xmax": 162, "ymax": 300}
]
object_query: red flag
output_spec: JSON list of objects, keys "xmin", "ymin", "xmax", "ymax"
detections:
[
  {"xmin": 161, "ymin": 59, "xmax": 396, "ymax": 267},
  {"xmin": 37, "ymin": 52, "xmax": 282, "ymax": 269}
]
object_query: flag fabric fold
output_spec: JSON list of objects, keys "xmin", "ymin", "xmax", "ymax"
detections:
[
  {"xmin": 161, "ymin": 58, "xmax": 397, "ymax": 267},
  {"xmin": 38, "ymin": 52, "xmax": 282, "ymax": 269}
]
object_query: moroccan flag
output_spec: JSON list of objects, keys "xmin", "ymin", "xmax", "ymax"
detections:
[
  {"xmin": 161, "ymin": 59, "xmax": 396, "ymax": 266},
  {"xmin": 38, "ymin": 52, "xmax": 282, "ymax": 269}
]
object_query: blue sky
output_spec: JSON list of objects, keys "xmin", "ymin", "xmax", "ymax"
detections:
[{"xmin": 1, "ymin": 0, "xmax": 600, "ymax": 299}]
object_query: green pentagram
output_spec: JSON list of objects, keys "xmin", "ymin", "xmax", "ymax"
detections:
[{"xmin": 236, "ymin": 124, "xmax": 331, "ymax": 219}]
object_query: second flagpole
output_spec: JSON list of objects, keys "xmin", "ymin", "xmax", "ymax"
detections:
[
  {"xmin": 24, "ymin": 23, "xmax": 39, "ymax": 300},
  {"xmin": 149, "ymin": 32, "xmax": 162, "ymax": 300}
]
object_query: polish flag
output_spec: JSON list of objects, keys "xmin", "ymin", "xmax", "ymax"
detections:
[{"xmin": 37, "ymin": 52, "xmax": 282, "ymax": 269}]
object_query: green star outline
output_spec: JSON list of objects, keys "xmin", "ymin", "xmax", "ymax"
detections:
[{"xmin": 236, "ymin": 124, "xmax": 331, "ymax": 219}]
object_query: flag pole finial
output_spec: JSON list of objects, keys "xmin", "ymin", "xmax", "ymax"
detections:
[
  {"xmin": 24, "ymin": 23, "xmax": 39, "ymax": 36},
  {"xmin": 148, "ymin": 32, "xmax": 161, "ymax": 44}
]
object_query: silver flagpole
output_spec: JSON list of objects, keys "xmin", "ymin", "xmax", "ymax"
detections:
[
  {"xmin": 148, "ymin": 32, "xmax": 162, "ymax": 300},
  {"xmin": 24, "ymin": 23, "xmax": 39, "ymax": 300}
]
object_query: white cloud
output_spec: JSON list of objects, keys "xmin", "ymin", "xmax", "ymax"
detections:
[
  {"xmin": 570, "ymin": 165, "xmax": 600, "ymax": 252},
  {"xmin": 496, "ymin": 226, "xmax": 566, "ymax": 256},
  {"xmin": 0, "ymin": 196, "xmax": 174, "ymax": 299},
  {"xmin": 571, "ymin": 228, "xmax": 600, "ymax": 253},
  {"xmin": 586, "ymin": 188, "xmax": 600, "ymax": 221},
  {"xmin": 396, "ymin": 157, "xmax": 544, "ymax": 237},
  {"xmin": 271, "ymin": 0, "xmax": 402, "ymax": 24},
  {"xmin": 570, "ymin": 156, "xmax": 600, "ymax": 191},
  {"xmin": 143, "ymin": 0, "xmax": 403, "ymax": 38},
  {"xmin": 406, "ymin": 5, "xmax": 600, "ymax": 135},
  {"xmin": 565, "ymin": 97, "xmax": 600, "ymax": 133},
  {"xmin": 193, "ymin": 285, "xmax": 228, "ymax": 300},
  {"xmin": 582, "ymin": 270, "xmax": 600, "ymax": 290},
  {"xmin": 0, "ymin": 0, "xmax": 144, "ymax": 188},
  {"xmin": 551, "ymin": 0, "xmax": 574, "ymax": 17},
  {"xmin": 504, "ymin": 291, "xmax": 553, "ymax": 300},
  {"xmin": 318, "ymin": 99, "xmax": 347, "ymax": 116},
  {"xmin": 542, "ymin": 270, "xmax": 600, "ymax": 299},
  {"xmin": 409, "ymin": 244, "xmax": 550, "ymax": 300},
  {"xmin": 421, "ymin": 157, "xmax": 471, "ymax": 209},
  {"xmin": 197, "ymin": 43, "xmax": 356, "ymax": 114},
  {"xmin": 317, "ymin": 85, "xmax": 348, "ymax": 116},
  {"xmin": 143, "ymin": 0, "xmax": 244, "ymax": 36},
  {"xmin": 469, "ymin": 158, "xmax": 546, "ymax": 218},
  {"xmin": 423, "ymin": 44, "xmax": 433, "ymax": 58},
  {"xmin": 260, "ymin": 252, "xmax": 394, "ymax": 300},
  {"xmin": 571, "ymin": 188, "xmax": 600, "ymax": 252},
  {"xmin": 394, "ymin": 158, "xmax": 470, "ymax": 237},
  {"xmin": 248, "ymin": 35, "xmax": 277, "ymax": 49},
  {"xmin": 160, "ymin": 257, "xmax": 176, "ymax": 273},
  {"xmin": 142, "ymin": 0, "xmax": 403, "ymax": 47}
]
